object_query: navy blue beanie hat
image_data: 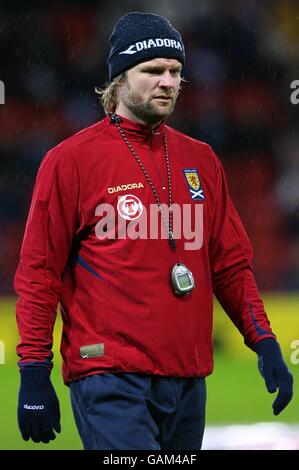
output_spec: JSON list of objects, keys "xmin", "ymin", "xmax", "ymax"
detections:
[{"xmin": 108, "ymin": 12, "xmax": 185, "ymax": 81}]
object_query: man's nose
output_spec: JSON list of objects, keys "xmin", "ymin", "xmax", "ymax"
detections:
[{"xmin": 158, "ymin": 71, "xmax": 175, "ymax": 88}]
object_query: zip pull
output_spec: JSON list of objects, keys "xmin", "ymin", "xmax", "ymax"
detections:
[{"xmin": 109, "ymin": 112, "xmax": 122, "ymax": 124}]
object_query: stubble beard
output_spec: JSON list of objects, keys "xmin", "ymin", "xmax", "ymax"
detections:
[{"xmin": 120, "ymin": 80, "xmax": 179, "ymax": 126}]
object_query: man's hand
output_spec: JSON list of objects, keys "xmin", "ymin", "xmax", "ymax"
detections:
[
  {"xmin": 18, "ymin": 367, "xmax": 61, "ymax": 443},
  {"xmin": 254, "ymin": 338, "xmax": 293, "ymax": 415}
]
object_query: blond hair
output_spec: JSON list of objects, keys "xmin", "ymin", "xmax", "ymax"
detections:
[{"xmin": 95, "ymin": 73, "xmax": 126, "ymax": 114}]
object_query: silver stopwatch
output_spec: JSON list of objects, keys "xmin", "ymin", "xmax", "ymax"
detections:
[{"xmin": 171, "ymin": 263, "xmax": 195, "ymax": 295}]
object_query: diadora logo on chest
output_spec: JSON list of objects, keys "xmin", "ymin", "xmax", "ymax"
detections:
[{"xmin": 107, "ymin": 182, "xmax": 144, "ymax": 194}]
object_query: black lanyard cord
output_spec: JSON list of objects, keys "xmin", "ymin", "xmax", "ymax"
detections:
[{"xmin": 109, "ymin": 112, "xmax": 177, "ymax": 252}]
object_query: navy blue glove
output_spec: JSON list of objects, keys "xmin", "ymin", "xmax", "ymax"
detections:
[
  {"xmin": 254, "ymin": 338, "xmax": 293, "ymax": 415},
  {"xmin": 18, "ymin": 367, "xmax": 61, "ymax": 443}
]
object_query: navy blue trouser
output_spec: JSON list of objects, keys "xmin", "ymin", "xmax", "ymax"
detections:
[{"xmin": 70, "ymin": 373, "xmax": 206, "ymax": 450}]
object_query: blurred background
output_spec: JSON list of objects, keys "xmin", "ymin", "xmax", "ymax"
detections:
[{"xmin": 0, "ymin": 0, "xmax": 298, "ymax": 450}]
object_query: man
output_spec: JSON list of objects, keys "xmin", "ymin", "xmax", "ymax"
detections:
[{"xmin": 15, "ymin": 12, "xmax": 293, "ymax": 450}]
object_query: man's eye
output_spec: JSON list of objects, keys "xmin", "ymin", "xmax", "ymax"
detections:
[{"xmin": 143, "ymin": 69, "xmax": 180, "ymax": 75}]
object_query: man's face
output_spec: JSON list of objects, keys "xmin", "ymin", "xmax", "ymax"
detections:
[{"xmin": 117, "ymin": 58, "xmax": 182, "ymax": 125}]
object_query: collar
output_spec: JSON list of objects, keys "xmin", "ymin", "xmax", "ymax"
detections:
[{"xmin": 105, "ymin": 112, "xmax": 165, "ymax": 144}]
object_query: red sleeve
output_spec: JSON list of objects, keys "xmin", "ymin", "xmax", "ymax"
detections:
[
  {"xmin": 209, "ymin": 156, "xmax": 276, "ymax": 349},
  {"xmin": 14, "ymin": 148, "xmax": 79, "ymax": 368}
]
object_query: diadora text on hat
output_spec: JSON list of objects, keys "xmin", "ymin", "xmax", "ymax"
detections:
[{"xmin": 119, "ymin": 38, "xmax": 183, "ymax": 56}]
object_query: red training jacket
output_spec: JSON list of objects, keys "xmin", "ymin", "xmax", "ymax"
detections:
[{"xmin": 15, "ymin": 114, "xmax": 276, "ymax": 384}]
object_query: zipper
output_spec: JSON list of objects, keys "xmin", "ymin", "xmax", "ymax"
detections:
[{"xmin": 148, "ymin": 131, "xmax": 166, "ymax": 191}]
